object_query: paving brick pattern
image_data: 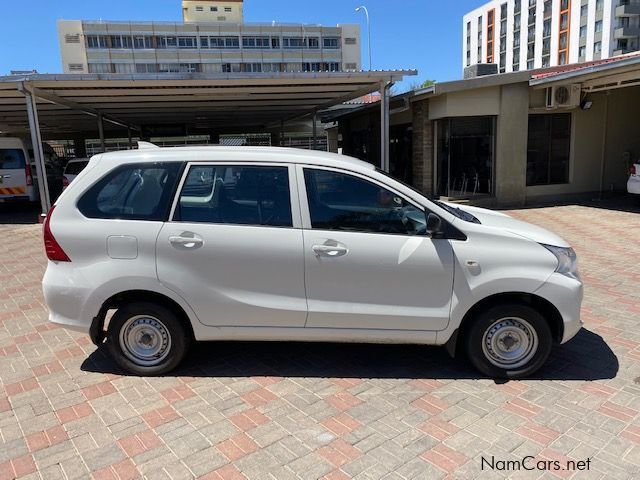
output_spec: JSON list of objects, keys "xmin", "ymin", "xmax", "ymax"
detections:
[{"xmin": 1, "ymin": 204, "xmax": 639, "ymax": 479}]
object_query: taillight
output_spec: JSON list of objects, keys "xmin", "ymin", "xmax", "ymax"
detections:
[
  {"xmin": 25, "ymin": 163, "xmax": 33, "ymax": 186},
  {"xmin": 631, "ymin": 165, "xmax": 637, "ymax": 175},
  {"xmin": 43, "ymin": 205, "xmax": 71, "ymax": 262},
  {"xmin": 62, "ymin": 176, "xmax": 69, "ymax": 189}
]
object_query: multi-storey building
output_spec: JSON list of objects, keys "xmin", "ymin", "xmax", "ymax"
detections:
[
  {"xmin": 58, "ymin": 0, "xmax": 361, "ymax": 75},
  {"xmin": 463, "ymin": 0, "xmax": 640, "ymax": 73}
]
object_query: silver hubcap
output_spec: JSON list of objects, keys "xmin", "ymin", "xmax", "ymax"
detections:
[
  {"xmin": 119, "ymin": 315, "xmax": 171, "ymax": 367},
  {"xmin": 482, "ymin": 317, "xmax": 538, "ymax": 369}
]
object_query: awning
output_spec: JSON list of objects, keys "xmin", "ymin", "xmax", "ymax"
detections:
[{"xmin": 0, "ymin": 71, "xmax": 415, "ymax": 139}]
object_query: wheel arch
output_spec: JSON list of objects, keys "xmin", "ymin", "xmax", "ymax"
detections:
[
  {"xmin": 448, "ymin": 292, "xmax": 564, "ymax": 357},
  {"xmin": 90, "ymin": 289, "xmax": 195, "ymax": 346}
]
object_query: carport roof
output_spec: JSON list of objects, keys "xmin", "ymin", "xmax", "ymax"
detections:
[{"xmin": 0, "ymin": 70, "xmax": 415, "ymax": 139}]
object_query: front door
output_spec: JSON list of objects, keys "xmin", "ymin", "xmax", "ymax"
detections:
[
  {"xmin": 156, "ymin": 163, "xmax": 307, "ymax": 328},
  {"xmin": 299, "ymin": 166, "xmax": 454, "ymax": 331}
]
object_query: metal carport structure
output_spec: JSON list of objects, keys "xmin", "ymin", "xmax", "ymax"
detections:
[{"xmin": 0, "ymin": 70, "xmax": 415, "ymax": 213}]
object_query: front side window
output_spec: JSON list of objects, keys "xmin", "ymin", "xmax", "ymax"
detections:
[
  {"xmin": 78, "ymin": 163, "xmax": 182, "ymax": 220},
  {"xmin": 304, "ymin": 169, "xmax": 426, "ymax": 236},
  {"xmin": 175, "ymin": 165, "xmax": 292, "ymax": 227}
]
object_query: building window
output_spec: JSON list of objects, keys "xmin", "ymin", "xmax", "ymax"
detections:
[
  {"xmin": 178, "ymin": 37, "xmax": 197, "ymax": 49},
  {"xmin": 195, "ymin": 6, "xmax": 203, "ymax": 11},
  {"xmin": 133, "ymin": 36, "xmax": 153, "ymax": 49},
  {"xmin": 158, "ymin": 63, "xmax": 180, "ymax": 73},
  {"xmin": 526, "ymin": 113, "xmax": 571, "ymax": 186},
  {"xmin": 225, "ymin": 7, "xmax": 232, "ymax": 12},
  {"xmin": 578, "ymin": 45, "xmax": 586, "ymax": 57},
  {"xmin": 596, "ymin": 0, "xmax": 603, "ymax": 10},
  {"xmin": 180, "ymin": 63, "xmax": 199, "ymax": 73},
  {"xmin": 242, "ymin": 37, "xmax": 270, "ymax": 49},
  {"xmin": 87, "ymin": 63, "xmax": 111, "ymax": 73},
  {"xmin": 86, "ymin": 35, "xmax": 108, "ymax": 49},
  {"xmin": 65, "ymin": 34, "xmax": 80, "ymax": 44},
  {"xmin": 211, "ymin": 6, "xmax": 217, "ymax": 11},
  {"xmin": 157, "ymin": 36, "xmax": 177, "ymax": 49},
  {"xmin": 222, "ymin": 63, "xmax": 241, "ymax": 73},
  {"xmin": 284, "ymin": 37, "xmax": 305, "ymax": 49},
  {"xmin": 271, "ymin": 38, "xmax": 280, "ymax": 49},
  {"xmin": 308, "ymin": 37, "xmax": 320, "ymax": 49},
  {"xmin": 594, "ymin": 41, "xmax": 602, "ymax": 53},
  {"xmin": 136, "ymin": 63, "xmax": 158, "ymax": 73},
  {"xmin": 580, "ymin": 5, "xmax": 588, "ymax": 17},
  {"xmin": 322, "ymin": 37, "xmax": 340, "ymax": 49},
  {"xmin": 514, "ymin": 0, "xmax": 521, "ymax": 13},
  {"xmin": 243, "ymin": 63, "xmax": 262, "ymax": 72},
  {"xmin": 345, "ymin": 37, "xmax": 357, "ymax": 45},
  {"xmin": 113, "ymin": 63, "xmax": 135, "ymax": 73},
  {"xmin": 595, "ymin": 20, "xmax": 603, "ymax": 33},
  {"xmin": 579, "ymin": 25, "xmax": 587, "ymax": 38}
]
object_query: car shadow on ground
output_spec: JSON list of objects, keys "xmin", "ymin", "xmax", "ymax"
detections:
[{"xmin": 81, "ymin": 328, "xmax": 618, "ymax": 382}]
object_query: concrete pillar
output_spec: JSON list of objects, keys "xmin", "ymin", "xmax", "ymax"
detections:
[
  {"xmin": 127, "ymin": 128, "xmax": 133, "ymax": 150},
  {"xmin": 312, "ymin": 112, "xmax": 318, "ymax": 150},
  {"xmin": 411, "ymin": 99, "xmax": 434, "ymax": 196},
  {"xmin": 494, "ymin": 83, "xmax": 529, "ymax": 207}
]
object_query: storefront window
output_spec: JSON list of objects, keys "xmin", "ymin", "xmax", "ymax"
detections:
[
  {"xmin": 526, "ymin": 113, "xmax": 571, "ymax": 185},
  {"xmin": 435, "ymin": 116, "xmax": 495, "ymax": 198}
]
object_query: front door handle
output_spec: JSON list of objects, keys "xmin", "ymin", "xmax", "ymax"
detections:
[
  {"xmin": 169, "ymin": 233, "xmax": 203, "ymax": 248},
  {"xmin": 312, "ymin": 244, "xmax": 348, "ymax": 257}
]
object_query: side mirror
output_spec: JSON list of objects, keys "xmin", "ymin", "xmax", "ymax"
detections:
[{"xmin": 426, "ymin": 213, "xmax": 444, "ymax": 239}]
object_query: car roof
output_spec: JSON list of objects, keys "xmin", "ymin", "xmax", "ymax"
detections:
[
  {"xmin": 94, "ymin": 146, "xmax": 376, "ymax": 172},
  {"xmin": 66, "ymin": 158, "xmax": 90, "ymax": 163}
]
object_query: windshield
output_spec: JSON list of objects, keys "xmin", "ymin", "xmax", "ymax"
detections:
[
  {"xmin": 0, "ymin": 149, "xmax": 26, "ymax": 170},
  {"xmin": 375, "ymin": 168, "xmax": 481, "ymax": 224}
]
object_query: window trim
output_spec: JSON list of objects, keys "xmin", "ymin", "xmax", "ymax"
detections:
[
  {"xmin": 296, "ymin": 165, "xmax": 432, "ymax": 237},
  {"xmin": 168, "ymin": 162, "xmax": 302, "ymax": 229}
]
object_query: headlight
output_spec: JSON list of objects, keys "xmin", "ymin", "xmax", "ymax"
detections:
[{"xmin": 541, "ymin": 244, "xmax": 580, "ymax": 280}]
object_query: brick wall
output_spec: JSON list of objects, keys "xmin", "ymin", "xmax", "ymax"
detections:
[{"xmin": 411, "ymin": 99, "xmax": 434, "ymax": 196}]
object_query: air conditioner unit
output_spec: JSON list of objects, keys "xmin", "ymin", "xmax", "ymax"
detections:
[{"xmin": 546, "ymin": 84, "xmax": 581, "ymax": 109}]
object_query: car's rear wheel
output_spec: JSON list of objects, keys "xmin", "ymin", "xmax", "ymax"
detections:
[
  {"xmin": 465, "ymin": 304, "xmax": 552, "ymax": 379},
  {"xmin": 107, "ymin": 302, "xmax": 189, "ymax": 375}
]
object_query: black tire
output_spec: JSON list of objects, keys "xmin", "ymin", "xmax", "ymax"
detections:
[
  {"xmin": 107, "ymin": 302, "xmax": 190, "ymax": 376},
  {"xmin": 465, "ymin": 303, "xmax": 552, "ymax": 379}
]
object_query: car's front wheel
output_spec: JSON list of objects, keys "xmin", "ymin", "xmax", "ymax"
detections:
[
  {"xmin": 465, "ymin": 304, "xmax": 552, "ymax": 379},
  {"xmin": 107, "ymin": 302, "xmax": 190, "ymax": 375}
]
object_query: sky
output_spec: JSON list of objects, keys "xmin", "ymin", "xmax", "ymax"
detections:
[{"xmin": 0, "ymin": 0, "xmax": 485, "ymax": 90}]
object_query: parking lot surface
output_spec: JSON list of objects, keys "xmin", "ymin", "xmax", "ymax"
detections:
[{"xmin": 0, "ymin": 202, "xmax": 639, "ymax": 479}]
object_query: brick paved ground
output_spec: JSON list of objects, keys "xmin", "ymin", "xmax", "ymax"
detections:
[{"xmin": 0, "ymin": 202, "xmax": 639, "ymax": 479}]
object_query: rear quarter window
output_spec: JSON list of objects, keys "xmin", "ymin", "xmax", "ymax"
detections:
[
  {"xmin": 0, "ymin": 149, "xmax": 26, "ymax": 169},
  {"xmin": 77, "ymin": 162, "xmax": 183, "ymax": 221}
]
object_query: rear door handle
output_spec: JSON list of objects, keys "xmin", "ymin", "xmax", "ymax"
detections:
[
  {"xmin": 312, "ymin": 245, "xmax": 348, "ymax": 257},
  {"xmin": 169, "ymin": 234, "xmax": 203, "ymax": 248}
]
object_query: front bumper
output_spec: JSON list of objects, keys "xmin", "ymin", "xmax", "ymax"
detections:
[{"xmin": 534, "ymin": 272, "xmax": 584, "ymax": 344}]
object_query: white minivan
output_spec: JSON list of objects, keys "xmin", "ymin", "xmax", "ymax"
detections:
[
  {"xmin": 0, "ymin": 137, "xmax": 37, "ymax": 202},
  {"xmin": 42, "ymin": 145, "xmax": 583, "ymax": 378}
]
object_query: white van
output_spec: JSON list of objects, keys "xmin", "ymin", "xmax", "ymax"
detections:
[
  {"xmin": 42, "ymin": 145, "xmax": 583, "ymax": 379},
  {"xmin": 0, "ymin": 137, "xmax": 36, "ymax": 202}
]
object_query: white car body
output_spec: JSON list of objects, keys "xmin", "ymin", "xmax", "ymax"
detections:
[
  {"xmin": 628, "ymin": 163, "xmax": 640, "ymax": 195},
  {"xmin": 62, "ymin": 158, "xmax": 90, "ymax": 189},
  {"xmin": 0, "ymin": 137, "xmax": 37, "ymax": 202},
  {"xmin": 42, "ymin": 145, "xmax": 583, "ymax": 377}
]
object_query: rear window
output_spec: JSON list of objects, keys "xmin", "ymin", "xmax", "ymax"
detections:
[
  {"xmin": 0, "ymin": 149, "xmax": 26, "ymax": 169},
  {"xmin": 77, "ymin": 162, "xmax": 183, "ymax": 221},
  {"xmin": 64, "ymin": 160, "xmax": 89, "ymax": 175}
]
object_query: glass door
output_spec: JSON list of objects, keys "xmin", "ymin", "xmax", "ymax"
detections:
[{"xmin": 435, "ymin": 116, "xmax": 495, "ymax": 199}]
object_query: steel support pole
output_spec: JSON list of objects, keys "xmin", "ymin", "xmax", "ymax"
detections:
[
  {"xmin": 312, "ymin": 112, "xmax": 318, "ymax": 150},
  {"xmin": 98, "ymin": 113, "xmax": 106, "ymax": 153},
  {"xmin": 598, "ymin": 91, "xmax": 610, "ymax": 200},
  {"xmin": 380, "ymin": 81, "xmax": 391, "ymax": 172},
  {"xmin": 127, "ymin": 127, "xmax": 133, "ymax": 150},
  {"xmin": 24, "ymin": 91, "xmax": 50, "ymax": 213}
]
